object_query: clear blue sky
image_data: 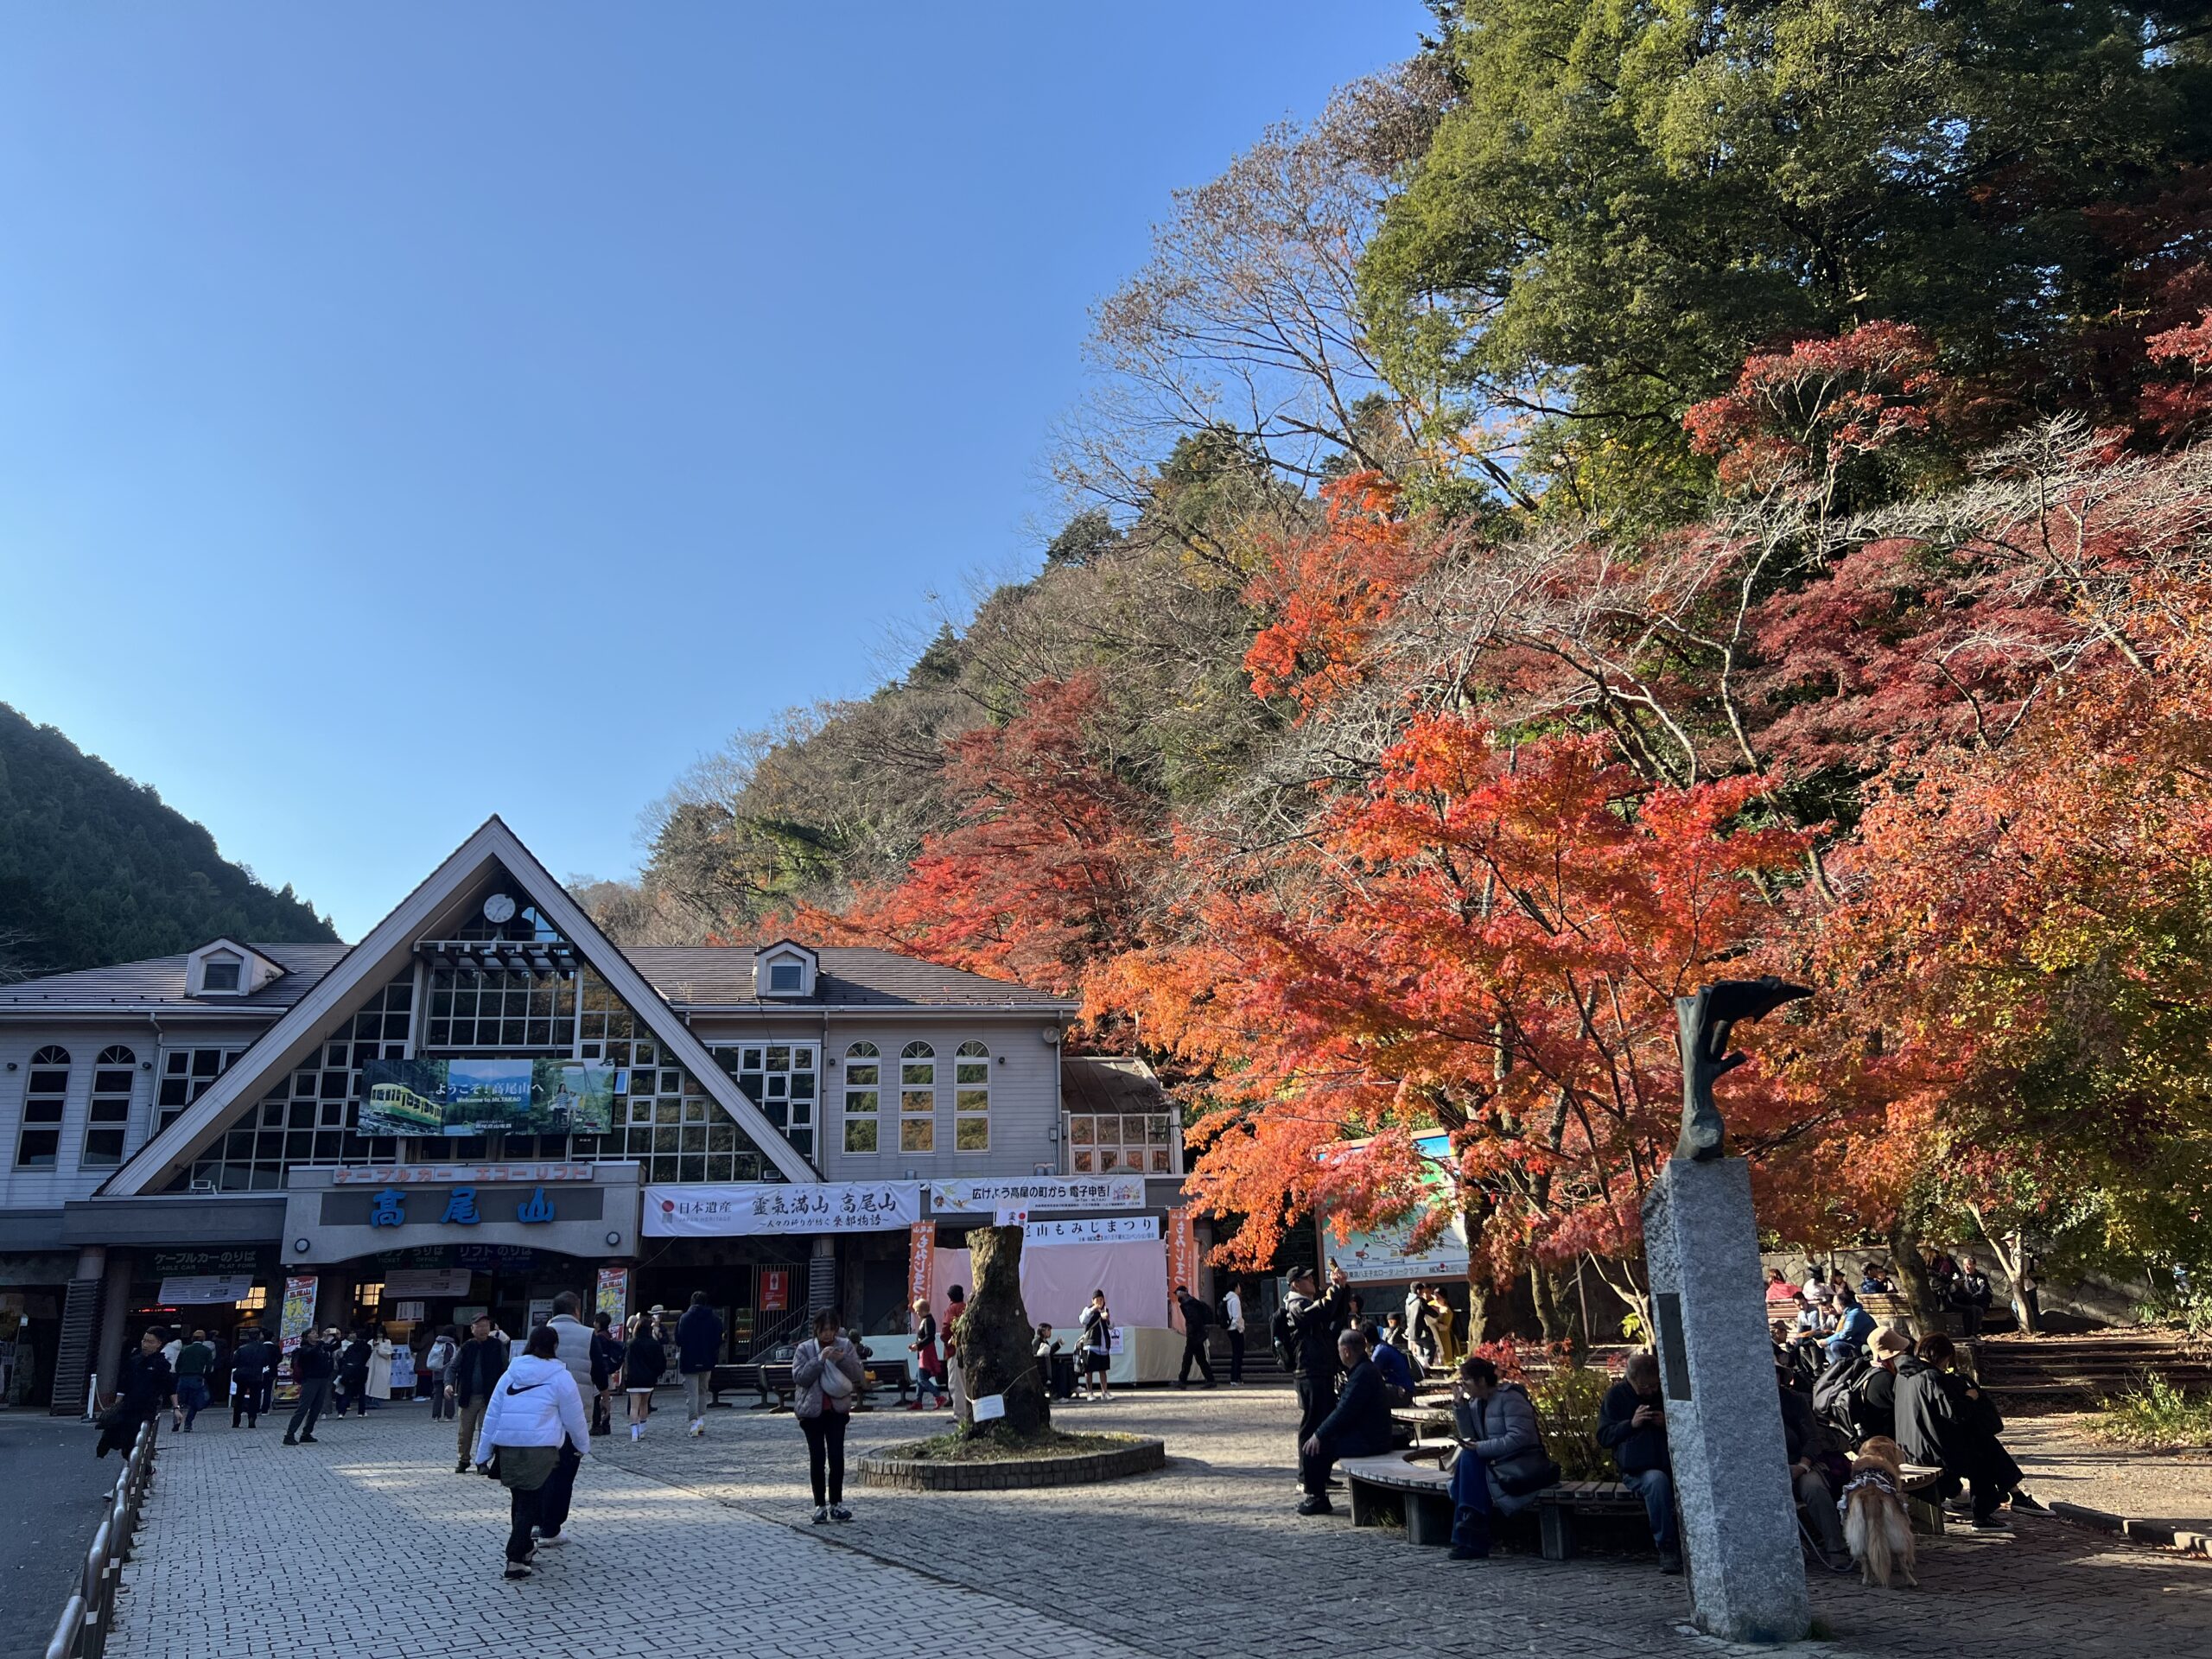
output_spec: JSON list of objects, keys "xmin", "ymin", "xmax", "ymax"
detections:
[{"xmin": 0, "ymin": 4, "xmax": 1427, "ymax": 939}]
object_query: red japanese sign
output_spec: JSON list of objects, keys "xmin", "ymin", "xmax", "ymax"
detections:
[{"xmin": 760, "ymin": 1268, "xmax": 790, "ymax": 1313}]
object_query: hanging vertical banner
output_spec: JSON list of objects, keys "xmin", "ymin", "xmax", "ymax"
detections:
[
  {"xmin": 1167, "ymin": 1209, "xmax": 1199, "ymax": 1334},
  {"xmin": 594, "ymin": 1267, "xmax": 629, "ymax": 1326},
  {"xmin": 276, "ymin": 1274, "xmax": 317, "ymax": 1405},
  {"xmin": 906, "ymin": 1220, "xmax": 935, "ymax": 1323},
  {"xmin": 760, "ymin": 1269, "xmax": 791, "ymax": 1313}
]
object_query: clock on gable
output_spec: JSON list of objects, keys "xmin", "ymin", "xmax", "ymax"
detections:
[{"xmin": 482, "ymin": 893, "xmax": 518, "ymax": 925}]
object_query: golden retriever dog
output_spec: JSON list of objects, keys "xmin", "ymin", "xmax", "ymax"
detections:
[{"xmin": 1841, "ymin": 1435, "xmax": 1918, "ymax": 1588}]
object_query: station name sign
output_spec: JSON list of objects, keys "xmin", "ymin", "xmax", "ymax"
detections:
[{"xmin": 331, "ymin": 1163, "xmax": 598, "ymax": 1185}]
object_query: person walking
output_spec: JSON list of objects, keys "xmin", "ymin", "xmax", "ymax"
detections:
[
  {"xmin": 1077, "ymin": 1290, "xmax": 1115, "ymax": 1402},
  {"xmin": 791, "ymin": 1309, "xmax": 868, "ymax": 1524},
  {"xmin": 906, "ymin": 1299, "xmax": 946, "ymax": 1411},
  {"xmin": 96, "ymin": 1332, "xmax": 172, "ymax": 1459},
  {"xmin": 622, "ymin": 1311, "xmax": 665, "ymax": 1441},
  {"xmin": 472, "ymin": 1323, "xmax": 592, "ymax": 1581},
  {"xmin": 1285, "ymin": 1262, "xmax": 1351, "ymax": 1513},
  {"xmin": 942, "ymin": 1285, "xmax": 969, "ymax": 1425},
  {"xmin": 588, "ymin": 1312, "xmax": 625, "ymax": 1437},
  {"xmin": 172, "ymin": 1329, "xmax": 215, "ymax": 1431},
  {"xmin": 229, "ymin": 1326, "xmax": 278, "ymax": 1429},
  {"xmin": 448, "ymin": 1313, "xmax": 508, "ymax": 1473},
  {"xmin": 283, "ymin": 1330, "xmax": 334, "ymax": 1446},
  {"xmin": 675, "ymin": 1291, "xmax": 723, "ymax": 1439},
  {"xmin": 423, "ymin": 1326, "xmax": 459, "ymax": 1421},
  {"xmin": 1173, "ymin": 1285, "xmax": 1217, "ymax": 1389},
  {"xmin": 1222, "ymin": 1282, "xmax": 1247, "ymax": 1384}
]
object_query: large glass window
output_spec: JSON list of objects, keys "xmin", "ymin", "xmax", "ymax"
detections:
[
  {"xmin": 80, "ymin": 1045, "xmax": 136, "ymax": 1167},
  {"xmin": 954, "ymin": 1040, "xmax": 989, "ymax": 1153},
  {"xmin": 16, "ymin": 1045, "xmax": 68, "ymax": 1168},
  {"xmin": 843, "ymin": 1041, "xmax": 880, "ymax": 1154},
  {"xmin": 1067, "ymin": 1109, "xmax": 1174, "ymax": 1174},
  {"xmin": 158, "ymin": 1046, "xmax": 245, "ymax": 1135},
  {"xmin": 899, "ymin": 1041, "xmax": 935, "ymax": 1153},
  {"xmin": 423, "ymin": 965, "xmax": 573, "ymax": 1050},
  {"xmin": 711, "ymin": 1043, "xmax": 818, "ymax": 1161}
]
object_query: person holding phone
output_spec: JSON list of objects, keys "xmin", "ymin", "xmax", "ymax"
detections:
[
  {"xmin": 792, "ymin": 1309, "xmax": 868, "ymax": 1524},
  {"xmin": 1597, "ymin": 1351, "xmax": 1681, "ymax": 1573}
]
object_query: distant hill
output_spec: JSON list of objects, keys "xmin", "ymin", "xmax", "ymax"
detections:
[{"xmin": 0, "ymin": 702, "xmax": 338, "ymax": 978}]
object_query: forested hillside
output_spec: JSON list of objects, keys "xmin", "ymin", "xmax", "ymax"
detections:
[
  {"xmin": 582, "ymin": 0, "xmax": 2212, "ymax": 1332},
  {"xmin": 0, "ymin": 703, "xmax": 337, "ymax": 978}
]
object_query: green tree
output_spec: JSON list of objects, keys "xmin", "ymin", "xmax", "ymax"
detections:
[{"xmin": 1364, "ymin": 0, "xmax": 2212, "ymax": 518}]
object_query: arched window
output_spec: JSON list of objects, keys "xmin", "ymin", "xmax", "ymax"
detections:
[
  {"xmin": 82, "ymin": 1045, "xmax": 137, "ymax": 1167},
  {"xmin": 842, "ymin": 1041, "xmax": 881, "ymax": 1154},
  {"xmin": 954, "ymin": 1041, "xmax": 990, "ymax": 1152},
  {"xmin": 899, "ymin": 1041, "xmax": 935, "ymax": 1154},
  {"xmin": 16, "ymin": 1045, "xmax": 70, "ymax": 1169}
]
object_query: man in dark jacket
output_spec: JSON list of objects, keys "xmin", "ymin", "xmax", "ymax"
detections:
[
  {"xmin": 675, "ymin": 1292, "xmax": 724, "ymax": 1437},
  {"xmin": 1173, "ymin": 1286, "xmax": 1217, "ymax": 1389},
  {"xmin": 448, "ymin": 1313, "xmax": 509, "ymax": 1474},
  {"xmin": 97, "ymin": 1332, "xmax": 173, "ymax": 1458},
  {"xmin": 1778, "ymin": 1376, "xmax": 1849, "ymax": 1560},
  {"xmin": 1597, "ymin": 1351, "xmax": 1681, "ymax": 1573},
  {"xmin": 1281, "ymin": 1262, "xmax": 1350, "ymax": 1500},
  {"xmin": 1298, "ymin": 1328, "xmax": 1391, "ymax": 1515},
  {"xmin": 1951, "ymin": 1258, "xmax": 1995, "ymax": 1338},
  {"xmin": 230, "ymin": 1327, "xmax": 278, "ymax": 1429},
  {"xmin": 283, "ymin": 1331, "xmax": 334, "ymax": 1446},
  {"xmin": 1895, "ymin": 1333, "xmax": 2024, "ymax": 1528}
]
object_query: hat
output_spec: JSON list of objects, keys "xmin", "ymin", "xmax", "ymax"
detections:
[
  {"xmin": 1872, "ymin": 1326, "xmax": 1912, "ymax": 1355},
  {"xmin": 1289, "ymin": 1265, "xmax": 1316, "ymax": 1282}
]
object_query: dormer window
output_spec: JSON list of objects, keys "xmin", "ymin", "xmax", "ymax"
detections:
[
  {"xmin": 753, "ymin": 939, "xmax": 818, "ymax": 1000},
  {"xmin": 200, "ymin": 957, "xmax": 242, "ymax": 994},
  {"xmin": 187, "ymin": 938, "xmax": 284, "ymax": 998}
]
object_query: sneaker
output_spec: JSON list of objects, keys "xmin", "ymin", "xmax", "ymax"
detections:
[
  {"xmin": 1658, "ymin": 1551, "xmax": 1685, "ymax": 1574},
  {"xmin": 503, "ymin": 1564, "xmax": 532, "ymax": 1581},
  {"xmin": 1972, "ymin": 1516, "xmax": 2012, "ymax": 1531},
  {"xmin": 1447, "ymin": 1545, "xmax": 1489, "ymax": 1561},
  {"xmin": 282, "ymin": 1436, "xmax": 298, "ymax": 1446},
  {"xmin": 629, "ymin": 1423, "xmax": 643, "ymax": 1442},
  {"xmin": 830, "ymin": 1504, "xmax": 854, "ymax": 1522},
  {"xmin": 688, "ymin": 1421, "xmax": 704, "ymax": 1438},
  {"xmin": 906, "ymin": 1402, "xmax": 925, "ymax": 1411},
  {"xmin": 533, "ymin": 1530, "xmax": 568, "ymax": 1548},
  {"xmin": 2011, "ymin": 1491, "xmax": 2048, "ymax": 1513},
  {"xmin": 455, "ymin": 1459, "xmax": 470, "ymax": 1473},
  {"xmin": 811, "ymin": 1506, "xmax": 830, "ymax": 1525},
  {"xmin": 1295, "ymin": 1495, "xmax": 1334, "ymax": 1516},
  {"xmin": 299, "ymin": 1434, "xmax": 318, "ymax": 1444}
]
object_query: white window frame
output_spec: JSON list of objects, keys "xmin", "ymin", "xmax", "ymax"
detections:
[
  {"xmin": 80, "ymin": 1044, "xmax": 137, "ymax": 1168},
  {"xmin": 899, "ymin": 1041, "xmax": 935, "ymax": 1154},
  {"xmin": 842, "ymin": 1041, "xmax": 881, "ymax": 1154},
  {"xmin": 954, "ymin": 1040, "xmax": 989, "ymax": 1154},
  {"xmin": 16, "ymin": 1045, "xmax": 69, "ymax": 1169}
]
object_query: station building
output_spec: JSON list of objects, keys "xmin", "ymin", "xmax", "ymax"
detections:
[{"xmin": 0, "ymin": 817, "xmax": 1201, "ymax": 1410}]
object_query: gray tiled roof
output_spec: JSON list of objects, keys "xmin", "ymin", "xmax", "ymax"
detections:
[
  {"xmin": 0, "ymin": 943, "xmax": 353, "ymax": 1011},
  {"xmin": 0, "ymin": 941, "xmax": 1071, "ymax": 1014}
]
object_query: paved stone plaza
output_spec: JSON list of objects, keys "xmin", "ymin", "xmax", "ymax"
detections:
[{"xmin": 105, "ymin": 1389, "xmax": 2209, "ymax": 1659}]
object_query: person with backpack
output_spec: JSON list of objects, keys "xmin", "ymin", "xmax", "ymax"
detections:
[
  {"xmin": 791, "ymin": 1309, "xmax": 868, "ymax": 1524},
  {"xmin": 1078, "ymin": 1290, "xmax": 1115, "ymax": 1402},
  {"xmin": 1777, "ymin": 1372, "xmax": 1850, "ymax": 1563},
  {"xmin": 1446, "ymin": 1354, "xmax": 1554, "ymax": 1558},
  {"xmin": 282, "ymin": 1329, "xmax": 334, "ymax": 1446},
  {"xmin": 1173, "ymin": 1284, "xmax": 1217, "ymax": 1389},
  {"xmin": 906, "ymin": 1298, "xmax": 947, "ymax": 1410},
  {"xmin": 1810, "ymin": 1343, "xmax": 1876, "ymax": 1440},
  {"xmin": 1280, "ymin": 1262, "xmax": 1351, "ymax": 1514},
  {"xmin": 423, "ymin": 1326, "xmax": 460, "ymax": 1421},
  {"xmin": 229, "ymin": 1326, "xmax": 278, "ymax": 1429},
  {"xmin": 171, "ymin": 1329, "xmax": 216, "ymax": 1431},
  {"xmin": 675, "ymin": 1291, "xmax": 724, "ymax": 1438},
  {"xmin": 1853, "ymin": 1327, "xmax": 1912, "ymax": 1442}
]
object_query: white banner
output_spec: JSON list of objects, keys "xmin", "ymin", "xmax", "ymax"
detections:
[
  {"xmin": 930, "ymin": 1175, "xmax": 1147, "ymax": 1213},
  {"xmin": 645, "ymin": 1181, "xmax": 922, "ymax": 1237},
  {"xmin": 383, "ymin": 1268, "xmax": 474, "ymax": 1299},
  {"xmin": 157, "ymin": 1274, "xmax": 256, "ymax": 1305},
  {"xmin": 1025, "ymin": 1215, "xmax": 1160, "ymax": 1247}
]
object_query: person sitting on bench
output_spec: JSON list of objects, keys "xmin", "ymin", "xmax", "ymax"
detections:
[
  {"xmin": 1446, "ymin": 1355, "xmax": 1550, "ymax": 1560},
  {"xmin": 1597, "ymin": 1351, "xmax": 1682, "ymax": 1573},
  {"xmin": 1896, "ymin": 1332, "xmax": 2028, "ymax": 1529},
  {"xmin": 1297, "ymin": 1328, "xmax": 1392, "ymax": 1516},
  {"xmin": 1360, "ymin": 1319, "xmax": 1416, "ymax": 1401}
]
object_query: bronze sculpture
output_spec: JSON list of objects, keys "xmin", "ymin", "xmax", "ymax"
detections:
[{"xmin": 1675, "ymin": 976, "xmax": 1811, "ymax": 1161}]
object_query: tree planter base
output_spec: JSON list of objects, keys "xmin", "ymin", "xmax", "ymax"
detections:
[{"xmin": 859, "ymin": 1436, "xmax": 1165, "ymax": 1491}]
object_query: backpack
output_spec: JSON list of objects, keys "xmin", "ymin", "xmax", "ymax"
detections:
[
  {"xmin": 1811, "ymin": 1351, "xmax": 1873, "ymax": 1436},
  {"xmin": 1182, "ymin": 1297, "xmax": 1214, "ymax": 1334},
  {"xmin": 1269, "ymin": 1305, "xmax": 1299, "ymax": 1371}
]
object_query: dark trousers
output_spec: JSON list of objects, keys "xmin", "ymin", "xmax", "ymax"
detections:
[
  {"xmin": 1227, "ymin": 1331, "xmax": 1245, "ymax": 1383},
  {"xmin": 800, "ymin": 1410, "xmax": 849, "ymax": 1506},
  {"xmin": 427, "ymin": 1373, "xmax": 454, "ymax": 1419},
  {"xmin": 1449, "ymin": 1448, "xmax": 1494, "ymax": 1555},
  {"xmin": 176, "ymin": 1376, "xmax": 209, "ymax": 1429},
  {"xmin": 1959, "ymin": 1303, "xmax": 1986, "ymax": 1338},
  {"xmin": 286, "ymin": 1378, "xmax": 330, "ymax": 1440},
  {"xmin": 505, "ymin": 1482, "xmax": 546, "ymax": 1564},
  {"xmin": 536, "ymin": 1441, "xmax": 582, "ymax": 1539},
  {"xmin": 232, "ymin": 1377, "xmax": 267, "ymax": 1426},
  {"xmin": 1179, "ymin": 1336, "xmax": 1217, "ymax": 1385},
  {"xmin": 1294, "ymin": 1374, "xmax": 1338, "ymax": 1494},
  {"xmin": 335, "ymin": 1375, "xmax": 369, "ymax": 1417}
]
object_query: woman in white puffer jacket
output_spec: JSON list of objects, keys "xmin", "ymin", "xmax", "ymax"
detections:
[{"xmin": 474, "ymin": 1325, "xmax": 591, "ymax": 1580}]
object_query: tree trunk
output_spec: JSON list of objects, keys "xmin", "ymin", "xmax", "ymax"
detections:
[
  {"xmin": 1887, "ymin": 1216, "xmax": 1941, "ymax": 1339},
  {"xmin": 1462, "ymin": 1273, "xmax": 1494, "ymax": 1348},
  {"xmin": 1531, "ymin": 1262, "xmax": 1570, "ymax": 1346},
  {"xmin": 957, "ymin": 1225, "xmax": 1050, "ymax": 1439}
]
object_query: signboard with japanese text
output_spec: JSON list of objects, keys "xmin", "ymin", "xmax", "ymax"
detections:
[
  {"xmin": 156, "ymin": 1274, "xmax": 256, "ymax": 1305},
  {"xmin": 358, "ymin": 1058, "xmax": 614, "ymax": 1138},
  {"xmin": 643, "ymin": 1181, "xmax": 922, "ymax": 1237},
  {"xmin": 595, "ymin": 1268, "xmax": 628, "ymax": 1325},
  {"xmin": 278, "ymin": 1275, "xmax": 317, "ymax": 1357},
  {"xmin": 1325, "ymin": 1130, "xmax": 1470, "ymax": 1283},
  {"xmin": 928, "ymin": 1175, "xmax": 1146, "ymax": 1213},
  {"xmin": 760, "ymin": 1269, "xmax": 790, "ymax": 1312},
  {"xmin": 1023, "ymin": 1215, "xmax": 1160, "ymax": 1247},
  {"xmin": 332, "ymin": 1162, "xmax": 597, "ymax": 1185},
  {"xmin": 383, "ymin": 1268, "xmax": 474, "ymax": 1300},
  {"xmin": 1167, "ymin": 1209, "xmax": 1200, "ymax": 1332},
  {"xmin": 907, "ymin": 1220, "xmax": 935, "ymax": 1321}
]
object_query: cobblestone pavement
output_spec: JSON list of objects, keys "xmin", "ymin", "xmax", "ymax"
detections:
[
  {"xmin": 102, "ymin": 1389, "xmax": 2211, "ymax": 1659},
  {"xmin": 2002, "ymin": 1412, "xmax": 2212, "ymax": 1529},
  {"xmin": 0, "ymin": 1413, "xmax": 120, "ymax": 1659}
]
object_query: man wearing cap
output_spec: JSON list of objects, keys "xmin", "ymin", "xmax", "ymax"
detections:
[{"xmin": 1283, "ymin": 1261, "xmax": 1351, "ymax": 1515}]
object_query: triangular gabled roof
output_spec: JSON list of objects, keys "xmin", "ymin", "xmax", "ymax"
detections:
[{"xmin": 100, "ymin": 815, "xmax": 818, "ymax": 1196}]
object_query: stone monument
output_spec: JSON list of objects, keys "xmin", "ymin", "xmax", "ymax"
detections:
[{"xmin": 1640, "ymin": 976, "xmax": 1812, "ymax": 1644}]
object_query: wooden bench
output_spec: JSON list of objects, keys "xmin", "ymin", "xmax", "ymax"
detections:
[
  {"xmin": 750, "ymin": 1358, "xmax": 914, "ymax": 1412},
  {"xmin": 707, "ymin": 1363, "xmax": 758, "ymax": 1408},
  {"xmin": 1342, "ymin": 1451, "xmax": 1459, "ymax": 1546},
  {"xmin": 1897, "ymin": 1461, "xmax": 1947, "ymax": 1536},
  {"xmin": 1530, "ymin": 1479, "xmax": 1651, "ymax": 1561}
]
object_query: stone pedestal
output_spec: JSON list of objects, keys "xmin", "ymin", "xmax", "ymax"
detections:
[{"xmin": 1642, "ymin": 1157, "xmax": 1810, "ymax": 1644}]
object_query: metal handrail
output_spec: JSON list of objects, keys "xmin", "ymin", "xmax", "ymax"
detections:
[{"xmin": 46, "ymin": 1416, "xmax": 157, "ymax": 1659}]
